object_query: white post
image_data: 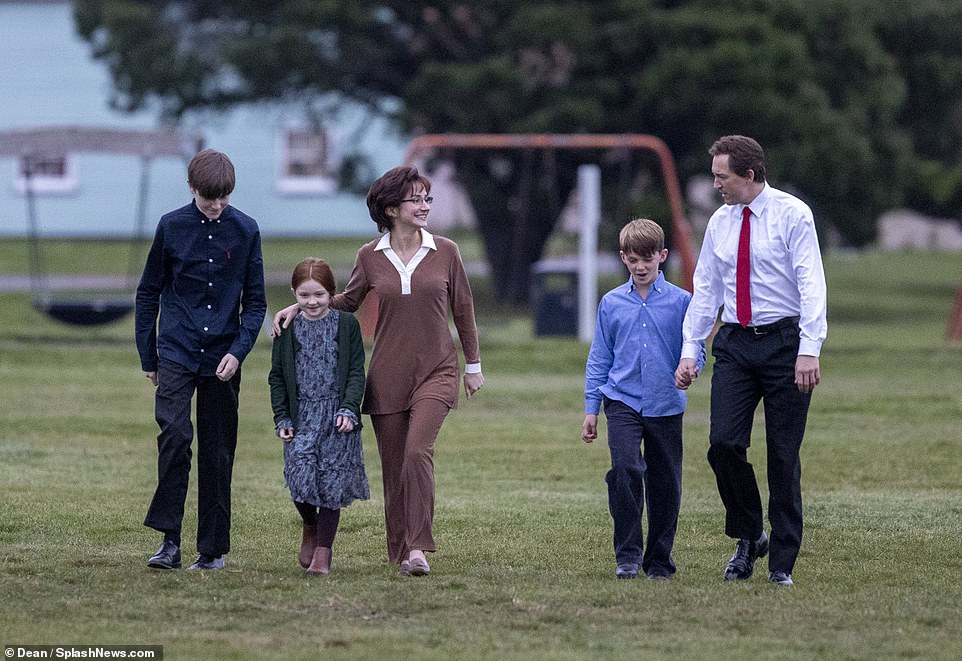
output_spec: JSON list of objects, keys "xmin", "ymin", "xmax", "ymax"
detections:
[{"xmin": 578, "ymin": 164, "xmax": 601, "ymax": 343}]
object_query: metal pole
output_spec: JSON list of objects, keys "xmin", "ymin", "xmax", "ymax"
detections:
[{"xmin": 578, "ymin": 164, "xmax": 601, "ymax": 343}]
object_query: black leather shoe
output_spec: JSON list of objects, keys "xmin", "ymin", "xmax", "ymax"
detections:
[
  {"xmin": 187, "ymin": 554, "xmax": 225, "ymax": 571},
  {"xmin": 768, "ymin": 570, "xmax": 793, "ymax": 586},
  {"xmin": 147, "ymin": 540, "xmax": 181, "ymax": 570},
  {"xmin": 723, "ymin": 531, "xmax": 769, "ymax": 580},
  {"xmin": 615, "ymin": 563, "xmax": 639, "ymax": 579},
  {"xmin": 646, "ymin": 569, "xmax": 673, "ymax": 581}
]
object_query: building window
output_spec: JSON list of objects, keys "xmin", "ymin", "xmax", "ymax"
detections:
[
  {"xmin": 16, "ymin": 154, "xmax": 78, "ymax": 195},
  {"xmin": 277, "ymin": 128, "xmax": 336, "ymax": 195}
]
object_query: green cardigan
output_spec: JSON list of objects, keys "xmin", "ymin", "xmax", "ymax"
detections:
[{"xmin": 268, "ymin": 311, "xmax": 365, "ymax": 431}]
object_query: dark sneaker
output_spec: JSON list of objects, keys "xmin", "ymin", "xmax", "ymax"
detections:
[
  {"xmin": 723, "ymin": 531, "xmax": 769, "ymax": 580},
  {"xmin": 768, "ymin": 570, "xmax": 794, "ymax": 586},
  {"xmin": 187, "ymin": 554, "xmax": 225, "ymax": 571},
  {"xmin": 147, "ymin": 540, "xmax": 181, "ymax": 570}
]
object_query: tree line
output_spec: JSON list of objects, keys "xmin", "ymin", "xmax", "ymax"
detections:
[{"xmin": 74, "ymin": 0, "xmax": 962, "ymax": 302}]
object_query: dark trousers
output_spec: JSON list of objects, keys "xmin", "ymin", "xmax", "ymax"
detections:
[
  {"xmin": 144, "ymin": 357, "xmax": 241, "ymax": 557},
  {"xmin": 604, "ymin": 399, "xmax": 683, "ymax": 575},
  {"xmin": 708, "ymin": 320, "xmax": 812, "ymax": 573}
]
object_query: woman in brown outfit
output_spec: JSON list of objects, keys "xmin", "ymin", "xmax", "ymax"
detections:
[{"xmin": 273, "ymin": 166, "xmax": 484, "ymax": 576}]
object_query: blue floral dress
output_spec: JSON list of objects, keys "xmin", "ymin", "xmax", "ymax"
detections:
[{"xmin": 282, "ymin": 312, "xmax": 369, "ymax": 509}]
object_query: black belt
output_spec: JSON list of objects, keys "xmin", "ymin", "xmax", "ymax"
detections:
[{"xmin": 726, "ymin": 316, "xmax": 799, "ymax": 336}]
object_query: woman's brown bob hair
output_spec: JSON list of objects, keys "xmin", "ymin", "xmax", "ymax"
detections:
[{"xmin": 366, "ymin": 166, "xmax": 432, "ymax": 233}]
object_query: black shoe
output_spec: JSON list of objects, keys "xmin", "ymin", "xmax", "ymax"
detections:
[
  {"xmin": 646, "ymin": 569, "xmax": 673, "ymax": 581},
  {"xmin": 723, "ymin": 531, "xmax": 769, "ymax": 581},
  {"xmin": 187, "ymin": 554, "xmax": 225, "ymax": 571},
  {"xmin": 768, "ymin": 570, "xmax": 794, "ymax": 586},
  {"xmin": 147, "ymin": 540, "xmax": 181, "ymax": 570},
  {"xmin": 615, "ymin": 563, "xmax": 639, "ymax": 579}
]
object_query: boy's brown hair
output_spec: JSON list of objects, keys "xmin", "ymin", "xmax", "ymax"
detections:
[
  {"xmin": 188, "ymin": 148, "xmax": 236, "ymax": 199},
  {"xmin": 366, "ymin": 165, "xmax": 432, "ymax": 233},
  {"xmin": 619, "ymin": 218, "xmax": 665, "ymax": 257},
  {"xmin": 291, "ymin": 258, "xmax": 336, "ymax": 296}
]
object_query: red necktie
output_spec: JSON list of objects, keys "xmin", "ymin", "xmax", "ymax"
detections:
[{"xmin": 736, "ymin": 206, "xmax": 752, "ymax": 327}]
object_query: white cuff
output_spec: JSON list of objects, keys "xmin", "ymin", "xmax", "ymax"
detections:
[
  {"xmin": 681, "ymin": 341, "xmax": 702, "ymax": 361},
  {"xmin": 464, "ymin": 362, "xmax": 482, "ymax": 374},
  {"xmin": 798, "ymin": 339, "xmax": 822, "ymax": 357}
]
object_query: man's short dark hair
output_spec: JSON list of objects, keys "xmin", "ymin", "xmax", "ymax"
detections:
[{"xmin": 709, "ymin": 136, "xmax": 766, "ymax": 183}]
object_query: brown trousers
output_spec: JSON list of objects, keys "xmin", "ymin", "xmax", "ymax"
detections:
[{"xmin": 370, "ymin": 398, "xmax": 450, "ymax": 564}]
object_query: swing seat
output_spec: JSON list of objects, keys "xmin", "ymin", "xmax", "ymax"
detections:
[{"xmin": 34, "ymin": 298, "xmax": 134, "ymax": 326}]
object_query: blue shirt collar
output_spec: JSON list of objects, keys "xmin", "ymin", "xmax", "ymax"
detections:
[{"xmin": 625, "ymin": 271, "xmax": 666, "ymax": 296}]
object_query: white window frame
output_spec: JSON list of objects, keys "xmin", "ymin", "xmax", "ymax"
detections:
[
  {"xmin": 276, "ymin": 128, "xmax": 336, "ymax": 195},
  {"xmin": 16, "ymin": 154, "xmax": 78, "ymax": 195}
]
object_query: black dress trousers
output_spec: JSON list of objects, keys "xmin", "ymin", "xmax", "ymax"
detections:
[
  {"xmin": 144, "ymin": 357, "xmax": 241, "ymax": 557},
  {"xmin": 707, "ymin": 319, "xmax": 812, "ymax": 573}
]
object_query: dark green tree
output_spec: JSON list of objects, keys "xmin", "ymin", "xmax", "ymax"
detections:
[{"xmin": 73, "ymin": 0, "xmax": 962, "ymax": 300}]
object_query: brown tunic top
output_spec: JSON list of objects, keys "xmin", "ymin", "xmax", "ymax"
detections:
[{"xmin": 331, "ymin": 231, "xmax": 481, "ymax": 415}]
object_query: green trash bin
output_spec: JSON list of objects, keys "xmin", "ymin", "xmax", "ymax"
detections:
[{"xmin": 531, "ymin": 257, "xmax": 579, "ymax": 337}]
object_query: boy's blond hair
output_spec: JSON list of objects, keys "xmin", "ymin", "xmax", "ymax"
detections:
[{"xmin": 619, "ymin": 218, "xmax": 665, "ymax": 257}]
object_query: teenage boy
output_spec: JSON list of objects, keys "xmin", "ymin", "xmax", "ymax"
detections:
[
  {"xmin": 136, "ymin": 148, "xmax": 267, "ymax": 571},
  {"xmin": 582, "ymin": 218, "xmax": 704, "ymax": 580}
]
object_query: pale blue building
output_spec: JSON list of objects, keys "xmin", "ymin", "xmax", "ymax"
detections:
[{"xmin": 0, "ymin": 0, "xmax": 407, "ymax": 239}]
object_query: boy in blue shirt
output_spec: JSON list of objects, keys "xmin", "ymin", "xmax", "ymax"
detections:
[
  {"xmin": 582, "ymin": 218, "xmax": 704, "ymax": 579},
  {"xmin": 136, "ymin": 149, "xmax": 267, "ymax": 571}
]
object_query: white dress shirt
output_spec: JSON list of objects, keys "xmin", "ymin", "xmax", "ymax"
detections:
[{"xmin": 681, "ymin": 183, "xmax": 827, "ymax": 358}]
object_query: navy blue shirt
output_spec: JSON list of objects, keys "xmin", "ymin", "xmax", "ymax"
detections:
[
  {"xmin": 584, "ymin": 272, "xmax": 705, "ymax": 417},
  {"xmin": 136, "ymin": 201, "xmax": 267, "ymax": 375}
]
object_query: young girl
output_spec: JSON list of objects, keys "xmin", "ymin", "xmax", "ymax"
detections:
[{"xmin": 268, "ymin": 258, "xmax": 368, "ymax": 575}]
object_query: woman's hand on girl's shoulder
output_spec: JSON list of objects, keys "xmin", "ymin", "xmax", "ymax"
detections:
[{"xmin": 270, "ymin": 304, "xmax": 300, "ymax": 337}]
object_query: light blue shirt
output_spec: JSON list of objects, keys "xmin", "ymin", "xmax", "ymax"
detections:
[{"xmin": 585, "ymin": 272, "xmax": 705, "ymax": 417}]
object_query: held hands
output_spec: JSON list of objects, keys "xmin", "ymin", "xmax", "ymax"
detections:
[
  {"xmin": 270, "ymin": 304, "xmax": 300, "ymax": 337},
  {"xmin": 277, "ymin": 427, "xmax": 294, "ymax": 442},
  {"xmin": 581, "ymin": 414, "xmax": 598, "ymax": 443},
  {"xmin": 144, "ymin": 371, "xmax": 158, "ymax": 387},
  {"xmin": 464, "ymin": 371, "xmax": 485, "ymax": 399},
  {"xmin": 795, "ymin": 355, "xmax": 821, "ymax": 393},
  {"xmin": 674, "ymin": 358, "xmax": 700, "ymax": 390}
]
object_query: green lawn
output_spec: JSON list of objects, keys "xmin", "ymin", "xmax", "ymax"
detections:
[{"xmin": 1, "ymin": 246, "xmax": 961, "ymax": 660}]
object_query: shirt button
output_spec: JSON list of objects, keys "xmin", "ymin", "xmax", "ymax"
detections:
[
  {"xmin": 207, "ymin": 304, "xmax": 212, "ymax": 309},
  {"xmin": 643, "ymin": 323, "xmax": 647, "ymax": 327},
  {"xmin": 200, "ymin": 349, "xmax": 205, "ymax": 353},
  {"xmin": 208, "ymin": 235, "xmax": 213, "ymax": 239},
  {"xmin": 209, "ymin": 258, "xmax": 213, "ymax": 263},
  {"xmin": 208, "ymin": 282, "xmax": 213, "ymax": 287},
  {"xmin": 204, "ymin": 327, "xmax": 208, "ymax": 331}
]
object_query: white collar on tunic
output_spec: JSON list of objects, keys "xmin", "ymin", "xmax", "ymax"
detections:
[
  {"xmin": 375, "ymin": 229, "xmax": 438, "ymax": 252},
  {"xmin": 375, "ymin": 230, "xmax": 437, "ymax": 294}
]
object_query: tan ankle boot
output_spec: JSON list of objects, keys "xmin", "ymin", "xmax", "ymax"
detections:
[
  {"xmin": 299, "ymin": 524, "xmax": 317, "ymax": 569},
  {"xmin": 306, "ymin": 546, "xmax": 332, "ymax": 576}
]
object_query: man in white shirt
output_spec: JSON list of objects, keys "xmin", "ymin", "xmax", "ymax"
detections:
[{"xmin": 675, "ymin": 135, "xmax": 827, "ymax": 587}]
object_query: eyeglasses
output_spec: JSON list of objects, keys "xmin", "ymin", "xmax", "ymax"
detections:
[{"xmin": 400, "ymin": 196, "xmax": 434, "ymax": 205}]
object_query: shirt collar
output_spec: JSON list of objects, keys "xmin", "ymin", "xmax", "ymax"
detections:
[
  {"xmin": 625, "ymin": 271, "xmax": 666, "ymax": 296},
  {"xmin": 742, "ymin": 183, "xmax": 772, "ymax": 218},
  {"xmin": 191, "ymin": 201, "xmax": 230, "ymax": 223},
  {"xmin": 375, "ymin": 229, "xmax": 437, "ymax": 251}
]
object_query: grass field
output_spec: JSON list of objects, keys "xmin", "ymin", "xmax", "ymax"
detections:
[{"xmin": 1, "ymin": 243, "xmax": 961, "ymax": 660}]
